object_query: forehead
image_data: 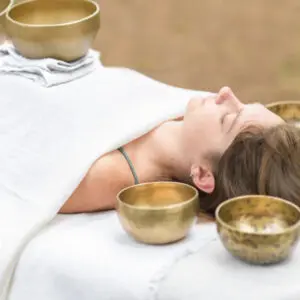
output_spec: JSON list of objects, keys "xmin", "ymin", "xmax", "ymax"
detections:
[
  {"xmin": 233, "ymin": 103, "xmax": 284, "ymax": 134},
  {"xmin": 241, "ymin": 103, "xmax": 283, "ymax": 126}
]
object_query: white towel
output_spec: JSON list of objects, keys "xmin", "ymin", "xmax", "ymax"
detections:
[
  {"xmin": 0, "ymin": 65, "xmax": 212, "ymax": 300},
  {"xmin": 157, "ymin": 239, "xmax": 300, "ymax": 300},
  {"xmin": 0, "ymin": 43, "xmax": 100, "ymax": 87},
  {"xmin": 8, "ymin": 212, "xmax": 218, "ymax": 300}
]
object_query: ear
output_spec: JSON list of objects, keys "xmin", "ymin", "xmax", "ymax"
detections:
[{"xmin": 190, "ymin": 165, "xmax": 215, "ymax": 194}]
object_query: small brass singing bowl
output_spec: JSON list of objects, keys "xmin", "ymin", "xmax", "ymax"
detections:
[
  {"xmin": 266, "ymin": 100, "xmax": 300, "ymax": 127},
  {"xmin": 0, "ymin": 0, "xmax": 13, "ymax": 44},
  {"xmin": 5, "ymin": 0, "xmax": 100, "ymax": 61},
  {"xmin": 216, "ymin": 195, "xmax": 300, "ymax": 265},
  {"xmin": 116, "ymin": 182, "xmax": 199, "ymax": 245}
]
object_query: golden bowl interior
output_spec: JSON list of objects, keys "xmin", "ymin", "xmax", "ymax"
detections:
[
  {"xmin": 5, "ymin": 0, "xmax": 100, "ymax": 61},
  {"xmin": 0, "ymin": 0, "xmax": 11, "ymax": 16},
  {"xmin": 117, "ymin": 182, "xmax": 199, "ymax": 244},
  {"xmin": 266, "ymin": 101, "xmax": 300, "ymax": 127},
  {"xmin": 216, "ymin": 195, "xmax": 300, "ymax": 264},
  {"xmin": 7, "ymin": 0, "xmax": 98, "ymax": 26},
  {"xmin": 0, "ymin": 0, "xmax": 12, "ymax": 43},
  {"xmin": 118, "ymin": 182, "xmax": 197, "ymax": 208},
  {"xmin": 217, "ymin": 195, "xmax": 300, "ymax": 235}
]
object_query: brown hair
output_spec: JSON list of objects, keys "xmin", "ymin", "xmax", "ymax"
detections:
[{"xmin": 200, "ymin": 123, "xmax": 300, "ymax": 216}]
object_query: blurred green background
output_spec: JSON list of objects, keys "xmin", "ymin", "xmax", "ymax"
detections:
[{"xmin": 92, "ymin": 0, "xmax": 300, "ymax": 104}]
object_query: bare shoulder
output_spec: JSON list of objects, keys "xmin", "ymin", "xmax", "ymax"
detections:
[
  {"xmin": 87, "ymin": 150, "xmax": 135, "ymax": 190},
  {"xmin": 89, "ymin": 150, "xmax": 127, "ymax": 180},
  {"xmin": 60, "ymin": 150, "xmax": 132, "ymax": 214}
]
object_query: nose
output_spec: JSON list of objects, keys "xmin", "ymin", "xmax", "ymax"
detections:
[{"xmin": 215, "ymin": 86, "xmax": 244, "ymax": 111}]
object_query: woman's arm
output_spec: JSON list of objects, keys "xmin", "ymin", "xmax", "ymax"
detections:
[{"xmin": 60, "ymin": 152, "xmax": 131, "ymax": 214}]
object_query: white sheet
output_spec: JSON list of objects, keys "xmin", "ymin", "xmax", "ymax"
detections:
[
  {"xmin": 157, "ymin": 239, "xmax": 300, "ymax": 300},
  {"xmin": 8, "ymin": 212, "xmax": 217, "ymax": 300},
  {"xmin": 0, "ymin": 61, "xmax": 211, "ymax": 299},
  {"xmin": 9, "ymin": 213, "xmax": 300, "ymax": 300}
]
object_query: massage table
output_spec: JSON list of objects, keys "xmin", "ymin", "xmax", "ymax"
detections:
[
  {"xmin": 8, "ymin": 212, "xmax": 217, "ymax": 300},
  {"xmin": 0, "ymin": 50, "xmax": 299, "ymax": 300},
  {"xmin": 8, "ymin": 212, "xmax": 300, "ymax": 300}
]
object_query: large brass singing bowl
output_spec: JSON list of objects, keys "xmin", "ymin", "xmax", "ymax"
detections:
[
  {"xmin": 116, "ymin": 182, "xmax": 199, "ymax": 245},
  {"xmin": 266, "ymin": 100, "xmax": 300, "ymax": 127},
  {"xmin": 216, "ymin": 195, "xmax": 300, "ymax": 265},
  {"xmin": 0, "ymin": 0, "xmax": 12, "ymax": 43},
  {"xmin": 5, "ymin": 0, "xmax": 100, "ymax": 61}
]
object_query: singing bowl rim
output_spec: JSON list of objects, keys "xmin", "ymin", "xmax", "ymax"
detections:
[
  {"xmin": 0, "ymin": 0, "xmax": 13, "ymax": 17},
  {"xmin": 117, "ymin": 181, "xmax": 199, "ymax": 211},
  {"xmin": 266, "ymin": 100, "xmax": 300, "ymax": 109},
  {"xmin": 216, "ymin": 195, "xmax": 300, "ymax": 236},
  {"xmin": 6, "ymin": 0, "xmax": 100, "ymax": 28}
]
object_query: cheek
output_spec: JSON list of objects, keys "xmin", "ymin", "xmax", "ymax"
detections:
[
  {"xmin": 200, "ymin": 115, "xmax": 221, "ymax": 135},
  {"xmin": 200, "ymin": 123, "xmax": 229, "ymax": 153},
  {"xmin": 184, "ymin": 105, "xmax": 221, "ymax": 141},
  {"xmin": 194, "ymin": 122, "xmax": 222, "ymax": 151},
  {"xmin": 186, "ymin": 97, "xmax": 203, "ymax": 111}
]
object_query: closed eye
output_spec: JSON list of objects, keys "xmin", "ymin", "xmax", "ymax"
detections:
[
  {"xmin": 227, "ymin": 110, "xmax": 243, "ymax": 133},
  {"xmin": 221, "ymin": 112, "xmax": 230, "ymax": 125},
  {"xmin": 221, "ymin": 111, "xmax": 242, "ymax": 133}
]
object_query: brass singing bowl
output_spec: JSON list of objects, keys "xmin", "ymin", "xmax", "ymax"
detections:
[
  {"xmin": 116, "ymin": 182, "xmax": 199, "ymax": 245},
  {"xmin": 266, "ymin": 101, "xmax": 300, "ymax": 127},
  {"xmin": 5, "ymin": 0, "xmax": 100, "ymax": 61},
  {"xmin": 216, "ymin": 195, "xmax": 300, "ymax": 265},
  {"xmin": 0, "ymin": 0, "xmax": 12, "ymax": 43}
]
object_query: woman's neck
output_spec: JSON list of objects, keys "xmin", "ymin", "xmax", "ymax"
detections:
[{"xmin": 149, "ymin": 120, "xmax": 192, "ymax": 183}]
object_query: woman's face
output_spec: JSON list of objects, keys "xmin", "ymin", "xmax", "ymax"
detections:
[{"xmin": 182, "ymin": 86, "xmax": 284, "ymax": 162}]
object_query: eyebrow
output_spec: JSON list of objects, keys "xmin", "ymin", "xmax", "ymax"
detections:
[{"xmin": 227, "ymin": 109, "xmax": 243, "ymax": 133}]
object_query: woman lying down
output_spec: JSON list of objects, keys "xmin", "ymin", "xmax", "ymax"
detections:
[{"xmin": 61, "ymin": 86, "xmax": 298, "ymax": 216}]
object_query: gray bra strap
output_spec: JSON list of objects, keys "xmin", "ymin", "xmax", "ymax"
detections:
[{"xmin": 118, "ymin": 147, "xmax": 139, "ymax": 185}]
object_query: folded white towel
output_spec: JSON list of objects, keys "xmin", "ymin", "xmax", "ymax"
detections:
[{"xmin": 0, "ymin": 43, "xmax": 101, "ymax": 87}]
